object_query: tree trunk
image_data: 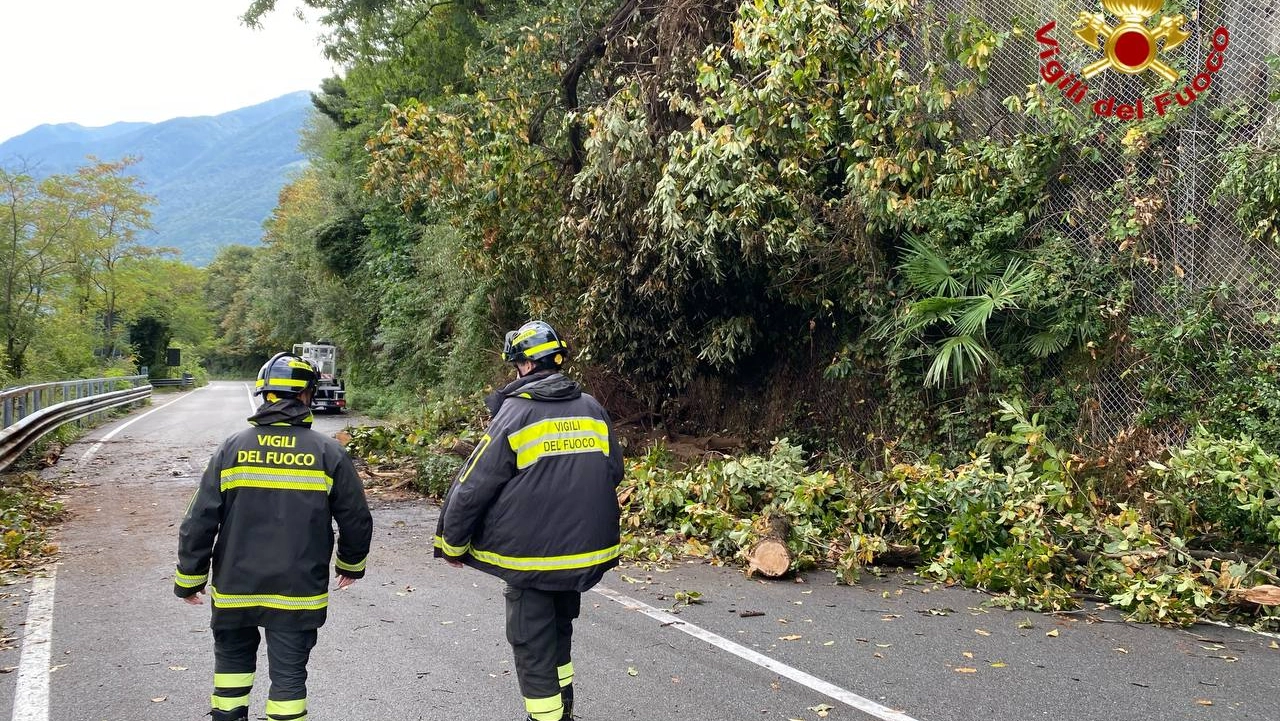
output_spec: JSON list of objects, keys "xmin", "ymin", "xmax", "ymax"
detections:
[{"xmin": 745, "ymin": 515, "xmax": 792, "ymax": 578}]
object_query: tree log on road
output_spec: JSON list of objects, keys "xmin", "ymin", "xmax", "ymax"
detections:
[{"xmin": 745, "ymin": 515, "xmax": 792, "ymax": 578}]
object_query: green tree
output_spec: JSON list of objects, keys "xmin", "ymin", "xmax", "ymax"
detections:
[
  {"xmin": 67, "ymin": 158, "xmax": 164, "ymax": 361},
  {"xmin": 0, "ymin": 165, "xmax": 82, "ymax": 377}
]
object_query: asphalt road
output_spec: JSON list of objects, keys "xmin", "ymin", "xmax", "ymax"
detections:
[{"xmin": 1, "ymin": 380, "xmax": 1278, "ymax": 720}]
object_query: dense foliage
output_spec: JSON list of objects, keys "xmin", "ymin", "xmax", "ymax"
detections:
[
  {"xmin": 0, "ymin": 159, "xmax": 210, "ymax": 382},
  {"xmin": 223, "ymin": 0, "xmax": 1279, "ymax": 624}
]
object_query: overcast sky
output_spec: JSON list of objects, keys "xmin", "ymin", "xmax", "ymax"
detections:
[{"xmin": 2, "ymin": 0, "xmax": 336, "ymax": 143}]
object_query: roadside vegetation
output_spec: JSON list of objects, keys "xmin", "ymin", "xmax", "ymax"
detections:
[{"xmin": 2, "ymin": 0, "xmax": 1278, "ymax": 629}]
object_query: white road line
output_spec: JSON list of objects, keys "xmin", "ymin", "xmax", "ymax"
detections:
[
  {"xmin": 12, "ymin": 572, "xmax": 56, "ymax": 721},
  {"xmin": 244, "ymin": 383, "xmax": 257, "ymax": 413},
  {"xmin": 592, "ymin": 585, "xmax": 920, "ymax": 721},
  {"xmin": 79, "ymin": 386, "xmax": 206, "ymax": 463}
]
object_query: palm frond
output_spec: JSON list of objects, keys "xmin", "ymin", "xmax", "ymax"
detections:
[
  {"xmin": 1025, "ymin": 329, "xmax": 1072, "ymax": 357},
  {"xmin": 924, "ymin": 334, "xmax": 994, "ymax": 387},
  {"xmin": 903, "ymin": 296, "xmax": 967, "ymax": 333},
  {"xmin": 953, "ymin": 295, "xmax": 996, "ymax": 336},
  {"xmin": 899, "ymin": 235, "xmax": 964, "ymax": 296}
]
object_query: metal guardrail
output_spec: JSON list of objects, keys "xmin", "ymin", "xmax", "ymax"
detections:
[
  {"xmin": 150, "ymin": 373, "xmax": 195, "ymax": 388},
  {"xmin": 0, "ymin": 375, "xmax": 151, "ymax": 473}
]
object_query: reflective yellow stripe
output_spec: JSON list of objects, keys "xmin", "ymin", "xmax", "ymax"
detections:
[
  {"xmin": 523, "ymin": 340, "xmax": 565, "ymax": 358},
  {"xmin": 210, "ymin": 587, "xmax": 328, "ymax": 611},
  {"xmin": 434, "ymin": 535, "xmax": 471, "ymax": 556},
  {"xmin": 335, "ymin": 557, "xmax": 366, "ymax": 573},
  {"xmin": 175, "ymin": 569, "xmax": 208, "ymax": 588},
  {"xmin": 558, "ymin": 661, "xmax": 574, "ymax": 686},
  {"xmin": 214, "ymin": 672, "xmax": 255, "ymax": 688},
  {"xmin": 470, "ymin": 544, "xmax": 620, "ymax": 572},
  {"xmin": 212, "ymin": 693, "xmax": 250, "ymax": 711},
  {"xmin": 257, "ymin": 377, "xmax": 309, "ymax": 388},
  {"xmin": 525, "ymin": 693, "xmax": 563, "ymax": 721},
  {"xmin": 507, "ymin": 417, "xmax": 610, "ymax": 469},
  {"xmin": 512, "ymin": 328, "xmax": 539, "ymax": 345},
  {"xmin": 265, "ymin": 698, "xmax": 307, "ymax": 716},
  {"xmin": 457, "ymin": 434, "xmax": 491, "ymax": 485},
  {"xmin": 219, "ymin": 466, "xmax": 332, "ymax": 493}
]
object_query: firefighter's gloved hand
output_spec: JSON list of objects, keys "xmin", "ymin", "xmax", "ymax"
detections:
[
  {"xmin": 335, "ymin": 574, "xmax": 357, "ymax": 590},
  {"xmin": 181, "ymin": 589, "xmax": 206, "ymax": 606}
]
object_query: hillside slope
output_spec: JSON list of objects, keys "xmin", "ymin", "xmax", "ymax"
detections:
[{"xmin": 0, "ymin": 92, "xmax": 313, "ymax": 264}]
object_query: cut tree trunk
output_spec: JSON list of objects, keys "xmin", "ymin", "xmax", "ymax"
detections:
[
  {"xmin": 745, "ymin": 516, "xmax": 792, "ymax": 578},
  {"xmin": 1238, "ymin": 585, "xmax": 1280, "ymax": 606}
]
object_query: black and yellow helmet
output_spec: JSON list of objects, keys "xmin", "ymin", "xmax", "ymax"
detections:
[
  {"xmin": 254, "ymin": 352, "xmax": 318, "ymax": 397},
  {"xmin": 502, "ymin": 321, "xmax": 568, "ymax": 366}
]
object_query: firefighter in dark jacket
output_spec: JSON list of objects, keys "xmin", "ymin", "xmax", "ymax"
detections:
[
  {"xmin": 175, "ymin": 352, "xmax": 373, "ymax": 721},
  {"xmin": 435, "ymin": 321, "xmax": 623, "ymax": 721}
]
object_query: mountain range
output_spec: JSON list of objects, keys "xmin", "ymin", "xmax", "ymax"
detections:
[{"xmin": 0, "ymin": 92, "xmax": 313, "ymax": 265}]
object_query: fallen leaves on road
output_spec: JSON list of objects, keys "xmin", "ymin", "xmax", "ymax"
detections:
[
  {"xmin": 955, "ymin": 667, "xmax": 977, "ymax": 673},
  {"xmin": 1195, "ymin": 699, "xmax": 1213, "ymax": 706},
  {"xmin": 626, "ymin": 667, "xmax": 638, "ymax": 676},
  {"xmin": 808, "ymin": 703, "xmax": 834, "ymax": 718},
  {"xmin": 974, "ymin": 629, "xmax": 991, "ymax": 636},
  {"xmin": 1114, "ymin": 648, "xmax": 1128, "ymax": 654},
  {"xmin": 990, "ymin": 662, "xmax": 1007, "ymax": 668},
  {"xmin": 167, "ymin": 666, "xmax": 187, "ymax": 671},
  {"xmin": 1045, "ymin": 629, "xmax": 1060, "ymax": 637},
  {"xmin": 779, "ymin": 634, "xmax": 802, "ymax": 641},
  {"xmin": 151, "ymin": 697, "xmax": 166, "ymax": 703}
]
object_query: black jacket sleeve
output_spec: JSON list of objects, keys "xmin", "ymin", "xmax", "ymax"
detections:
[
  {"xmin": 604, "ymin": 408, "xmax": 624, "ymax": 488},
  {"xmin": 174, "ymin": 443, "xmax": 225, "ymax": 597},
  {"xmin": 435, "ymin": 415, "xmax": 518, "ymax": 559},
  {"xmin": 330, "ymin": 451, "xmax": 372, "ymax": 579}
]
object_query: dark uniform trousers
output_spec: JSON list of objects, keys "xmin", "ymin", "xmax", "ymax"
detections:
[
  {"xmin": 504, "ymin": 586, "xmax": 581, "ymax": 721},
  {"xmin": 211, "ymin": 627, "xmax": 318, "ymax": 721}
]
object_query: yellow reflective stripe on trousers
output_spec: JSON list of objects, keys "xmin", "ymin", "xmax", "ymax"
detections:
[
  {"xmin": 213, "ymin": 672, "xmax": 255, "ymax": 688},
  {"xmin": 175, "ymin": 569, "xmax": 208, "ymax": 588},
  {"xmin": 219, "ymin": 465, "xmax": 332, "ymax": 493},
  {"xmin": 470, "ymin": 544, "xmax": 620, "ymax": 572},
  {"xmin": 265, "ymin": 698, "xmax": 307, "ymax": 716},
  {"xmin": 558, "ymin": 661, "xmax": 574, "ymax": 686},
  {"xmin": 210, "ymin": 587, "xmax": 328, "ymax": 611},
  {"xmin": 433, "ymin": 535, "xmax": 471, "ymax": 557},
  {"xmin": 524, "ymin": 693, "xmax": 563, "ymax": 721},
  {"xmin": 335, "ymin": 556, "xmax": 366, "ymax": 572},
  {"xmin": 507, "ymin": 417, "xmax": 610, "ymax": 470},
  {"xmin": 212, "ymin": 693, "xmax": 251, "ymax": 711}
]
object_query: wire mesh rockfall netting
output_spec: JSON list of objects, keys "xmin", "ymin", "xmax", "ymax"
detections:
[{"xmin": 924, "ymin": 0, "xmax": 1280, "ymax": 439}]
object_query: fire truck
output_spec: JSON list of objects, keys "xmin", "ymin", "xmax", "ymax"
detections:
[{"xmin": 292, "ymin": 341, "xmax": 347, "ymax": 413}]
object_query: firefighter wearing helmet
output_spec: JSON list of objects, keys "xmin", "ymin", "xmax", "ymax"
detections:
[
  {"xmin": 435, "ymin": 321, "xmax": 623, "ymax": 721},
  {"xmin": 175, "ymin": 352, "xmax": 372, "ymax": 721}
]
